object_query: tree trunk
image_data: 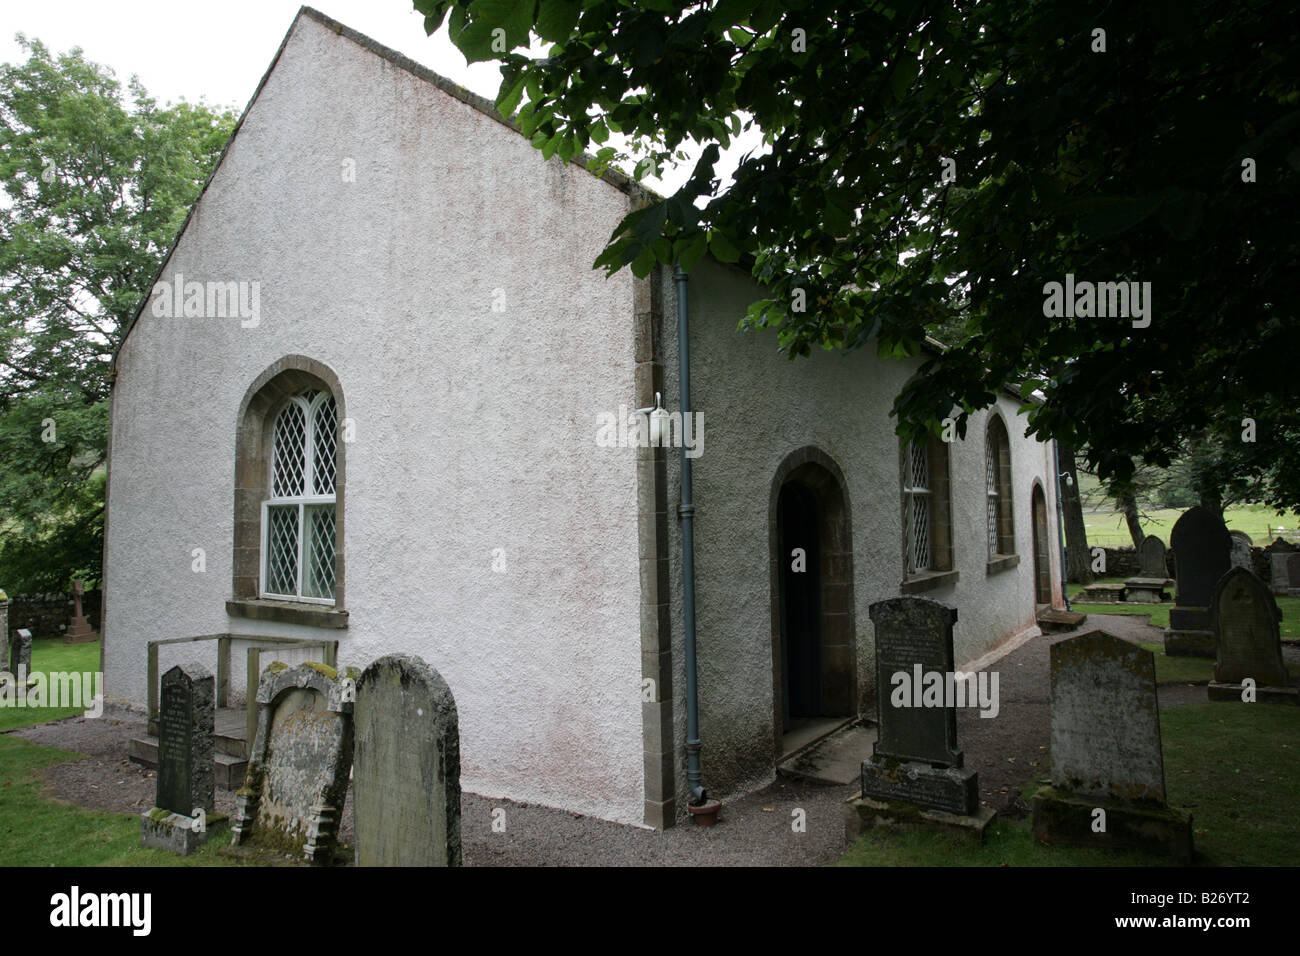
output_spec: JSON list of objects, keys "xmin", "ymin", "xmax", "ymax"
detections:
[
  {"xmin": 1121, "ymin": 492, "xmax": 1144, "ymax": 550},
  {"xmin": 1059, "ymin": 443, "xmax": 1093, "ymax": 584}
]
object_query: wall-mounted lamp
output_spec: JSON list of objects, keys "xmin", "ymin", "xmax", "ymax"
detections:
[{"xmin": 634, "ymin": 392, "xmax": 670, "ymax": 446}]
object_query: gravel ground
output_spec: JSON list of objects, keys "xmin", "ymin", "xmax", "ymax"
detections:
[{"xmin": 10, "ymin": 612, "xmax": 1287, "ymax": 865}]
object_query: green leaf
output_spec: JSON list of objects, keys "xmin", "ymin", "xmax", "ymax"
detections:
[
  {"xmin": 535, "ymin": 0, "xmax": 580, "ymax": 42},
  {"xmin": 708, "ymin": 230, "xmax": 742, "ymax": 263}
]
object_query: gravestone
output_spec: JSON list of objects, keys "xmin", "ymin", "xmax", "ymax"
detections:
[
  {"xmin": 1138, "ymin": 535, "xmax": 1170, "ymax": 578},
  {"xmin": 64, "ymin": 579, "xmax": 95, "ymax": 644},
  {"xmin": 0, "ymin": 598, "xmax": 9, "ymax": 679},
  {"xmin": 1288, "ymin": 553, "xmax": 1300, "ymax": 596},
  {"xmin": 353, "ymin": 655, "xmax": 462, "ymax": 866},
  {"xmin": 231, "ymin": 662, "xmax": 355, "ymax": 865},
  {"xmin": 1031, "ymin": 631, "xmax": 1192, "ymax": 862},
  {"xmin": 850, "ymin": 597, "xmax": 992, "ymax": 837},
  {"xmin": 1123, "ymin": 535, "xmax": 1172, "ymax": 603},
  {"xmin": 1207, "ymin": 567, "xmax": 1295, "ymax": 705},
  {"xmin": 1270, "ymin": 552, "xmax": 1290, "ymax": 595},
  {"xmin": 1165, "ymin": 506, "xmax": 1232, "ymax": 657},
  {"xmin": 1229, "ymin": 531, "xmax": 1253, "ymax": 571},
  {"xmin": 140, "ymin": 665, "xmax": 220, "ymax": 855},
  {"xmin": 9, "ymin": 628, "xmax": 32, "ymax": 682}
]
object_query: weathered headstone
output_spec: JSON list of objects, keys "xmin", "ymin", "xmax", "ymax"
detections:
[
  {"xmin": 231, "ymin": 662, "xmax": 355, "ymax": 865},
  {"xmin": 9, "ymin": 628, "xmax": 32, "ymax": 681},
  {"xmin": 1207, "ymin": 567, "xmax": 1295, "ymax": 705},
  {"xmin": 0, "ymin": 596, "xmax": 9, "ymax": 678},
  {"xmin": 1270, "ymin": 552, "xmax": 1290, "ymax": 595},
  {"xmin": 850, "ymin": 597, "xmax": 992, "ymax": 837},
  {"xmin": 353, "ymin": 655, "xmax": 462, "ymax": 866},
  {"xmin": 140, "ymin": 665, "xmax": 221, "ymax": 855},
  {"xmin": 1123, "ymin": 535, "xmax": 1172, "ymax": 603},
  {"xmin": 1138, "ymin": 535, "xmax": 1170, "ymax": 579},
  {"xmin": 1031, "ymin": 631, "xmax": 1192, "ymax": 862},
  {"xmin": 1165, "ymin": 505, "xmax": 1232, "ymax": 657},
  {"xmin": 1229, "ymin": 531, "xmax": 1253, "ymax": 571},
  {"xmin": 1288, "ymin": 553, "xmax": 1300, "ymax": 596},
  {"xmin": 64, "ymin": 579, "xmax": 95, "ymax": 644}
]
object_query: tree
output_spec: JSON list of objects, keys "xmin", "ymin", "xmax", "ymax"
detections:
[
  {"xmin": 1057, "ymin": 443, "xmax": 1091, "ymax": 584},
  {"xmin": 416, "ymin": 0, "xmax": 1300, "ymax": 503},
  {"xmin": 0, "ymin": 37, "xmax": 236, "ymax": 592}
]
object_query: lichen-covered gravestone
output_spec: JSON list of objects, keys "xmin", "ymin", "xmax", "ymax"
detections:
[
  {"xmin": 1032, "ymin": 631, "xmax": 1192, "ymax": 862},
  {"xmin": 1165, "ymin": 505, "xmax": 1232, "ymax": 657},
  {"xmin": 140, "ymin": 665, "xmax": 220, "ymax": 854},
  {"xmin": 231, "ymin": 662, "xmax": 355, "ymax": 865},
  {"xmin": 850, "ymin": 597, "xmax": 993, "ymax": 838},
  {"xmin": 353, "ymin": 655, "xmax": 462, "ymax": 866},
  {"xmin": 1207, "ymin": 567, "xmax": 1295, "ymax": 705}
]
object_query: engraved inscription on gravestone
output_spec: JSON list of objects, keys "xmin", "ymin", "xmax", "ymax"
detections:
[{"xmin": 156, "ymin": 664, "xmax": 215, "ymax": 817}]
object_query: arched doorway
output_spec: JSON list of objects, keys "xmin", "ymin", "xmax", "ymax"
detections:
[
  {"xmin": 1031, "ymin": 484, "xmax": 1051, "ymax": 607},
  {"xmin": 768, "ymin": 448, "xmax": 856, "ymax": 758}
]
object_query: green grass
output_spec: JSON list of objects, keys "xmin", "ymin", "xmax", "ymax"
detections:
[
  {"xmin": 1066, "ymin": 576, "xmax": 1300, "ymax": 639},
  {"xmin": 1081, "ymin": 502, "xmax": 1300, "ymax": 547},
  {"xmin": 837, "ymin": 701, "xmax": 1300, "ymax": 866},
  {"xmin": 0, "ymin": 639, "xmax": 100, "ymax": 732},
  {"xmin": 0, "ymin": 735, "xmax": 252, "ymax": 866}
]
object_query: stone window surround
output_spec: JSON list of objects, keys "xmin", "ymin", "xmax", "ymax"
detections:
[{"xmin": 228, "ymin": 356, "xmax": 349, "ymax": 629}]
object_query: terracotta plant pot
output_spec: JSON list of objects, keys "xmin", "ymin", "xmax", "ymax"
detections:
[{"xmin": 687, "ymin": 799, "xmax": 722, "ymax": 827}]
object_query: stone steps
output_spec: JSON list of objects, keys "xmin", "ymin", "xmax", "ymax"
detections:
[{"xmin": 127, "ymin": 735, "xmax": 248, "ymax": 791}]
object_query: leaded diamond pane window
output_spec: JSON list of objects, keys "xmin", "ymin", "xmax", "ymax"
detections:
[
  {"xmin": 904, "ymin": 441, "xmax": 931, "ymax": 574},
  {"xmin": 262, "ymin": 389, "xmax": 337, "ymax": 603},
  {"xmin": 986, "ymin": 436, "xmax": 999, "ymax": 556}
]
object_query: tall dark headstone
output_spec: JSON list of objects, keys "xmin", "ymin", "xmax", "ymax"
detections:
[
  {"xmin": 231, "ymin": 662, "xmax": 355, "ymax": 865},
  {"xmin": 353, "ymin": 655, "xmax": 462, "ymax": 867},
  {"xmin": 857, "ymin": 597, "xmax": 984, "ymax": 823},
  {"xmin": 140, "ymin": 664, "xmax": 218, "ymax": 855},
  {"xmin": 0, "ymin": 597, "xmax": 9, "ymax": 676},
  {"xmin": 1031, "ymin": 631, "xmax": 1192, "ymax": 862},
  {"xmin": 1207, "ymin": 567, "xmax": 1295, "ymax": 705},
  {"xmin": 1165, "ymin": 506, "xmax": 1231, "ymax": 657},
  {"xmin": 156, "ymin": 665, "xmax": 215, "ymax": 815}
]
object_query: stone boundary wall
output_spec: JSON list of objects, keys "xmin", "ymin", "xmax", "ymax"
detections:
[{"xmin": 4, "ymin": 591, "xmax": 101, "ymax": 639}]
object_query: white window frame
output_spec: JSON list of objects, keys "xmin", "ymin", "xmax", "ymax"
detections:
[{"xmin": 260, "ymin": 390, "xmax": 337, "ymax": 605}]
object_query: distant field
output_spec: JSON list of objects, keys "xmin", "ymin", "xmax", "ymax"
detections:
[{"xmin": 1073, "ymin": 472, "xmax": 1300, "ymax": 546}]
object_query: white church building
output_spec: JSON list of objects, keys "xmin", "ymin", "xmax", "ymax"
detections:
[{"xmin": 103, "ymin": 7, "xmax": 1065, "ymax": 829}]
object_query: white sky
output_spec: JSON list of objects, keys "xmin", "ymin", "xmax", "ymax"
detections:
[{"xmin": 0, "ymin": 0, "xmax": 757, "ymax": 196}]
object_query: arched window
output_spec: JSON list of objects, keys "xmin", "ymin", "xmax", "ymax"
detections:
[
  {"xmin": 262, "ymin": 389, "xmax": 338, "ymax": 603},
  {"xmin": 901, "ymin": 433, "xmax": 953, "ymax": 580},
  {"xmin": 985, "ymin": 415, "xmax": 1015, "ymax": 558}
]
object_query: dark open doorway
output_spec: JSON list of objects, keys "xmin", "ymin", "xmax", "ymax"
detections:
[
  {"xmin": 778, "ymin": 481, "xmax": 822, "ymax": 729},
  {"xmin": 769, "ymin": 448, "xmax": 857, "ymax": 761}
]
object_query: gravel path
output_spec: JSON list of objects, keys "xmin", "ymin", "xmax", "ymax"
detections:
[{"xmin": 8, "ymin": 611, "xmax": 1269, "ymax": 865}]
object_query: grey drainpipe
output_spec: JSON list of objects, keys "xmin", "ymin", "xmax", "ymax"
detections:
[
  {"xmin": 675, "ymin": 264, "xmax": 706, "ymax": 805},
  {"xmin": 1053, "ymin": 439, "xmax": 1071, "ymax": 611}
]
